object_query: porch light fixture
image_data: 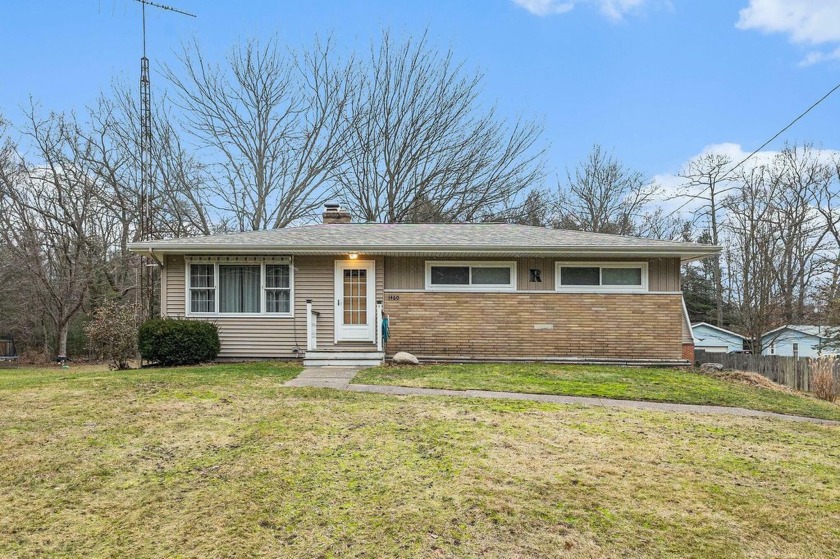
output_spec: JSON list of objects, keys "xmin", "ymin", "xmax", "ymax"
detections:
[{"xmin": 348, "ymin": 253, "xmax": 359, "ymax": 259}]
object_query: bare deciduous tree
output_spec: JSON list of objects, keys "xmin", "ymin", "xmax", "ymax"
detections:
[
  {"xmin": 768, "ymin": 144, "xmax": 833, "ymax": 323},
  {"xmin": 725, "ymin": 164, "xmax": 781, "ymax": 349},
  {"xmin": 556, "ymin": 145, "xmax": 658, "ymax": 236},
  {"xmin": 336, "ymin": 31, "xmax": 545, "ymax": 223},
  {"xmin": 678, "ymin": 153, "xmax": 734, "ymax": 326},
  {"xmin": 166, "ymin": 36, "xmax": 355, "ymax": 231},
  {"xmin": 0, "ymin": 107, "xmax": 113, "ymax": 357}
]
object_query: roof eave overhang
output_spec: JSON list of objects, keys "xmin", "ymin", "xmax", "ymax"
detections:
[{"xmin": 129, "ymin": 242, "xmax": 721, "ymax": 261}]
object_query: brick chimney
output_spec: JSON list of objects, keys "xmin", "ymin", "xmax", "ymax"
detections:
[{"xmin": 322, "ymin": 203, "xmax": 352, "ymax": 224}]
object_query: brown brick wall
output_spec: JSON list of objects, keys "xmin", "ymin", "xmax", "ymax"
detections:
[
  {"xmin": 384, "ymin": 292, "xmax": 684, "ymax": 360},
  {"xmin": 682, "ymin": 343, "xmax": 695, "ymax": 362}
]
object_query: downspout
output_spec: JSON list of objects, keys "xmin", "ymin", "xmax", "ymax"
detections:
[
  {"xmin": 147, "ymin": 248, "xmax": 164, "ymax": 267},
  {"xmin": 681, "ymin": 296, "xmax": 696, "ymax": 344}
]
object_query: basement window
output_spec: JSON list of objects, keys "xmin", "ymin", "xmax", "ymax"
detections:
[{"xmin": 425, "ymin": 261, "xmax": 516, "ymax": 291}]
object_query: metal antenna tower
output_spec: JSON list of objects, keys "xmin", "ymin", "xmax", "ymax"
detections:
[{"xmin": 134, "ymin": 0, "xmax": 196, "ymax": 317}]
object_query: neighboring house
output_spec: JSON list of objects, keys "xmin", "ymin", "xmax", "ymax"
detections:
[
  {"xmin": 761, "ymin": 325, "xmax": 839, "ymax": 359},
  {"xmin": 691, "ymin": 322, "xmax": 747, "ymax": 354},
  {"xmin": 127, "ymin": 205, "xmax": 719, "ymax": 366}
]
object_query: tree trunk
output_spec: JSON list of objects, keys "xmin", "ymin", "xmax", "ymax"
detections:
[{"xmin": 57, "ymin": 321, "xmax": 68, "ymax": 359}]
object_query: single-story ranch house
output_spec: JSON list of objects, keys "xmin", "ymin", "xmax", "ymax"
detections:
[
  {"xmin": 128, "ymin": 205, "xmax": 719, "ymax": 366},
  {"xmin": 761, "ymin": 325, "xmax": 839, "ymax": 359}
]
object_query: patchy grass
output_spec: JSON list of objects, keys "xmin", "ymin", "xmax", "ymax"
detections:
[
  {"xmin": 355, "ymin": 363, "xmax": 840, "ymax": 421},
  {"xmin": 1, "ymin": 363, "xmax": 839, "ymax": 558}
]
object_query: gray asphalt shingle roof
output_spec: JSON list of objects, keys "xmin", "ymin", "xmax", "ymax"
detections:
[
  {"xmin": 129, "ymin": 223, "xmax": 719, "ymax": 259},
  {"xmin": 762, "ymin": 325, "xmax": 831, "ymax": 339}
]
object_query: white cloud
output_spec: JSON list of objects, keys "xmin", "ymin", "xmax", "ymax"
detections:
[
  {"xmin": 799, "ymin": 46, "xmax": 840, "ymax": 67},
  {"xmin": 736, "ymin": 0, "xmax": 840, "ymax": 65},
  {"xmin": 652, "ymin": 142, "xmax": 840, "ymax": 219},
  {"xmin": 512, "ymin": 0, "xmax": 650, "ymax": 22},
  {"xmin": 512, "ymin": 0, "xmax": 574, "ymax": 17}
]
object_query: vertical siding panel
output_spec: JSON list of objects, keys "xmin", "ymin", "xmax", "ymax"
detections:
[
  {"xmin": 647, "ymin": 258, "xmax": 680, "ymax": 292},
  {"xmin": 517, "ymin": 257, "xmax": 530, "ymax": 290},
  {"xmin": 384, "ymin": 256, "xmax": 424, "ymax": 290},
  {"xmin": 647, "ymin": 259, "xmax": 658, "ymax": 291},
  {"xmin": 544, "ymin": 258, "xmax": 555, "ymax": 290}
]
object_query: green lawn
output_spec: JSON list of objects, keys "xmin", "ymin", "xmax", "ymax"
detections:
[
  {"xmin": 354, "ymin": 363, "xmax": 840, "ymax": 421},
  {"xmin": 1, "ymin": 362, "xmax": 839, "ymax": 558}
]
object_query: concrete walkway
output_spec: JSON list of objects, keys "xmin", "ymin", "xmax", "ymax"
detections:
[
  {"xmin": 283, "ymin": 366, "xmax": 360, "ymax": 389},
  {"xmin": 285, "ymin": 367, "xmax": 839, "ymax": 426}
]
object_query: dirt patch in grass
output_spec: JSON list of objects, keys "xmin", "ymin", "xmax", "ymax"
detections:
[{"xmin": 706, "ymin": 369, "xmax": 793, "ymax": 392}]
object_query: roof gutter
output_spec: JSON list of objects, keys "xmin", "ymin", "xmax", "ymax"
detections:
[{"xmin": 127, "ymin": 242, "xmax": 720, "ymax": 261}]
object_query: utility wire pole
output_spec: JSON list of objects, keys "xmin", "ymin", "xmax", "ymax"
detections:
[{"xmin": 133, "ymin": 0, "xmax": 196, "ymax": 318}]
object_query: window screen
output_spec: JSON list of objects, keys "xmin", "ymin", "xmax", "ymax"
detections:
[
  {"xmin": 471, "ymin": 267, "xmax": 511, "ymax": 285},
  {"xmin": 431, "ymin": 266, "xmax": 470, "ymax": 285},
  {"xmin": 189, "ymin": 264, "xmax": 215, "ymax": 313},
  {"xmin": 560, "ymin": 267, "xmax": 600, "ymax": 286},
  {"xmin": 265, "ymin": 264, "xmax": 291, "ymax": 314},
  {"xmin": 602, "ymin": 267, "xmax": 642, "ymax": 286}
]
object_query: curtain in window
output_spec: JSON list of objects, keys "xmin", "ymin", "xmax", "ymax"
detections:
[{"xmin": 219, "ymin": 266, "xmax": 260, "ymax": 313}]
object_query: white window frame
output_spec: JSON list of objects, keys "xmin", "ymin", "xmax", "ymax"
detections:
[
  {"xmin": 187, "ymin": 262, "xmax": 216, "ymax": 314},
  {"xmin": 424, "ymin": 261, "xmax": 517, "ymax": 292},
  {"xmin": 186, "ymin": 260, "xmax": 294, "ymax": 318},
  {"xmin": 555, "ymin": 262, "xmax": 648, "ymax": 293}
]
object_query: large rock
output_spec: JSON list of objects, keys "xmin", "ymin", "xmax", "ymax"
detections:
[
  {"xmin": 700, "ymin": 362, "xmax": 725, "ymax": 372},
  {"xmin": 392, "ymin": 351, "xmax": 419, "ymax": 365}
]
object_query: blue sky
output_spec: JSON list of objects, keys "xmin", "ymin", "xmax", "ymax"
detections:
[{"xmin": 2, "ymin": 0, "xmax": 839, "ymax": 187}]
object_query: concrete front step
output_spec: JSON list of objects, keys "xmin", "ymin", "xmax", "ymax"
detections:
[
  {"xmin": 303, "ymin": 359, "xmax": 383, "ymax": 367},
  {"xmin": 303, "ymin": 351, "xmax": 385, "ymax": 368}
]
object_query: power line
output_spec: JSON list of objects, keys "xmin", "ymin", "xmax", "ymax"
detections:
[
  {"xmin": 663, "ymin": 79, "xmax": 840, "ymax": 222},
  {"xmin": 726, "ymin": 80, "xmax": 840, "ymax": 178}
]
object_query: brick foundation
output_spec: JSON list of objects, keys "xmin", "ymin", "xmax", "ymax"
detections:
[{"xmin": 384, "ymin": 292, "xmax": 684, "ymax": 360}]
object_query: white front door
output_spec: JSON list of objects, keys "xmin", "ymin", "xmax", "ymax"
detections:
[{"xmin": 334, "ymin": 260, "xmax": 375, "ymax": 342}]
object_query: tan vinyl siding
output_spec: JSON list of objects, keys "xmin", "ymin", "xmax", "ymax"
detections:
[
  {"xmin": 384, "ymin": 256, "xmax": 681, "ymax": 292},
  {"xmin": 165, "ymin": 255, "xmax": 186, "ymax": 315},
  {"xmin": 162, "ymin": 254, "xmax": 381, "ymax": 358},
  {"xmin": 518, "ymin": 257, "xmax": 554, "ymax": 290},
  {"xmin": 648, "ymin": 258, "xmax": 681, "ymax": 291},
  {"xmin": 384, "ymin": 256, "xmax": 425, "ymax": 290}
]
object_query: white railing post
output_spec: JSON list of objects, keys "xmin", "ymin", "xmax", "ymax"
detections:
[
  {"xmin": 376, "ymin": 301, "xmax": 383, "ymax": 352},
  {"xmin": 306, "ymin": 299, "xmax": 314, "ymax": 351}
]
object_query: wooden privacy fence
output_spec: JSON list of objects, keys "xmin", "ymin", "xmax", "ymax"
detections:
[{"xmin": 694, "ymin": 349, "xmax": 840, "ymax": 392}]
